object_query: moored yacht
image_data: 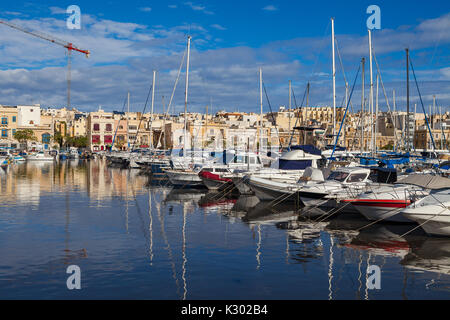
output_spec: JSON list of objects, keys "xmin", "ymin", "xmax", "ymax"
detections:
[
  {"xmin": 27, "ymin": 151, "xmax": 55, "ymax": 162},
  {"xmin": 198, "ymin": 152, "xmax": 264, "ymax": 191},
  {"xmin": 297, "ymin": 167, "xmax": 372, "ymax": 208},
  {"xmin": 341, "ymin": 174, "xmax": 446, "ymax": 223},
  {"xmin": 401, "ymin": 180, "xmax": 450, "ymax": 236},
  {"xmin": 224, "ymin": 145, "xmax": 324, "ymax": 196}
]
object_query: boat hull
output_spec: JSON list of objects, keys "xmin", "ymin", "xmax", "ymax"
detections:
[
  {"xmin": 403, "ymin": 206, "xmax": 450, "ymax": 236},
  {"xmin": 165, "ymin": 170, "xmax": 204, "ymax": 188},
  {"xmin": 346, "ymin": 200, "xmax": 414, "ymax": 223}
]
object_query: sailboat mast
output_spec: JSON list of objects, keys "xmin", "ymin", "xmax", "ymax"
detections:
[
  {"xmin": 150, "ymin": 70, "xmax": 156, "ymax": 149},
  {"xmin": 127, "ymin": 91, "xmax": 130, "ymax": 150},
  {"xmin": 368, "ymin": 29, "xmax": 374, "ymax": 155},
  {"xmin": 331, "ymin": 18, "xmax": 336, "ymax": 139},
  {"xmin": 361, "ymin": 58, "xmax": 365, "ymax": 153},
  {"xmin": 259, "ymin": 67, "xmax": 263, "ymax": 153},
  {"xmin": 375, "ymin": 74, "xmax": 379, "ymax": 152},
  {"xmin": 393, "ymin": 90, "xmax": 396, "ymax": 151},
  {"xmin": 288, "ymin": 80, "xmax": 292, "ymax": 138},
  {"xmin": 406, "ymin": 48, "xmax": 410, "ymax": 152},
  {"xmin": 184, "ymin": 36, "xmax": 191, "ymax": 159}
]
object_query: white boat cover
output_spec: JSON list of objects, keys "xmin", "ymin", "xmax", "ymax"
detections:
[
  {"xmin": 301, "ymin": 167, "xmax": 325, "ymax": 181},
  {"xmin": 396, "ymin": 174, "xmax": 450, "ymax": 190}
]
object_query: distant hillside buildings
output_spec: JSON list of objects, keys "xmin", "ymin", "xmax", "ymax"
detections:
[{"xmin": 0, "ymin": 104, "xmax": 448, "ymax": 151}]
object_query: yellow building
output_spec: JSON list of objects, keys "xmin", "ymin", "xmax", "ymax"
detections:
[{"xmin": 0, "ymin": 106, "xmax": 19, "ymax": 147}]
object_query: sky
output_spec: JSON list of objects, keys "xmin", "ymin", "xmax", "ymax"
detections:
[{"xmin": 0, "ymin": 0, "xmax": 448, "ymax": 115}]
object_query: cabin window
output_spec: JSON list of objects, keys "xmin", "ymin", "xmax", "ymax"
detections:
[
  {"xmin": 347, "ymin": 173, "xmax": 368, "ymax": 183},
  {"xmin": 327, "ymin": 172, "xmax": 349, "ymax": 182}
]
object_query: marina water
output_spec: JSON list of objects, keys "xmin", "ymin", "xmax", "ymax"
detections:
[{"xmin": 1, "ymin": 160, "xmax": 450, "ymax": 299}]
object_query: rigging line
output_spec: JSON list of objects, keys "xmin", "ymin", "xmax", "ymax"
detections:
[
  {"xmin": 409, "ymin": 56, "xmax": 437, "ymax": 151},
  {"xmin": 111, "ymin": 94, "xmax": 129, "ymax": 150},
  {"xmin": 372, "ymin": 48, "xmax": 400, "ymax": 149},
  {"xmin": 306, "ymin": 20, "xmax": 332, "ymax": 84},
  {"xmin": 331, "ymin": 63, "xmax": 361, "ymax": 158},
  {"xmin": 334, "ymin": 37, "xmax": 354, "ymax": 114},
  {"xmin": 156, "ymin": 48, "xmax": 187, "ymax": 150},
  {"xmin": 190, "ymin": 39, "xmax": 214, "ymax": 111},
  {"xmin": 262, "ymin": 80, "xmax": 283, "ymax": 149},
  {"xmin": 131, "ymin": 84, "xmax": 153, "ymax": 151},
  {"xmin": 288, "ymin": 85, "xmax": 308, "ymax": 149},
  {"xmin": 435, "ymin": 98, "xmax": 448, "ymax": 150}
]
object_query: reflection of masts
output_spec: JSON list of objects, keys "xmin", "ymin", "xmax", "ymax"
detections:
[
  {"xmin": 149, "ymin": 188, "xmax": 153, "ymax": 265},
  {"xmin": 357, "ymin": 252, "xmax": 363, "ymax": 300},
  {"xmin": 285, "ymin": 233, "xmax": 290, "ymax": 265},
  {"xmin": 256, "ymin": 224, "xmax": 262, "ymax": 270},
  {"xmin": 182, "ymin": 205, "xmax": 188, "ymax": 300},
  {"xmin": 365, "ymin": 253, "xmax": 371, "ymax": 300},
  {"xmin": 328, "ymin": 235, "xmax": 334, "ymax": 300},
  {"xmin": 157, "ymin": 200, "xmax": 181, "ymax": 296},
  {"xmin": 64, "ymin": 186, "xmax": 70, "ymax": 264},
  {"xmin": 126, "ymin": 170, "xmax": 129, "ymax": 233}
]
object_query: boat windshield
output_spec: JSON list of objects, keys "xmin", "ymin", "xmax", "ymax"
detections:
[{"xmin": 327, "ymin": 171, "xmax": 349, "ymax": 182}]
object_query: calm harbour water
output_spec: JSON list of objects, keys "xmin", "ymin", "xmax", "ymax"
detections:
[{"xmin": 1, "ymin": 160, "xmax": 450, "ymax": 300}]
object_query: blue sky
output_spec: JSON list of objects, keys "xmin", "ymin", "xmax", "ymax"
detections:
[{"xmin": 0, "ymin": 0, "xmax": 448, "ymax": 114}]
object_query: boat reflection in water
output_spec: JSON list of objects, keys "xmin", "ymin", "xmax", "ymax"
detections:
[
  {"xmin": 401, "ymin": 237, "xmax": 450, "ymax": 276},
  {"xmin": 3, "ymin": 159, "xmax": 450, "ymax": 299}
]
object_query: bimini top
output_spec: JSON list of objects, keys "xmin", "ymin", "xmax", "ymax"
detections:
[{"xmin": 396, "ymin": 174, "xmax": 450, "ymax": 190}]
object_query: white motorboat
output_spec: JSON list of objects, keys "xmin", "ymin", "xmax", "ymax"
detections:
[
  {"xmin": 341, "ymin": 174, "xmax": 447, "ymax": 223},
  {"xmin": 198, "ymin": 152, "xmax": 264, "ymax": 191},
  {"xmin": 297, "ymin": 167, "xmax": 372, "ymax": 208},
  {"xmin": 401, "ymin": 186, "xmax": 450, "ymax": 236},
  {"xmin": 164, "ymin": 167, "xmax": 204, "ymax": 188},
  {"xmin": 246, "ymin": 167, "xmax": 326, "ymax": 201},
  {"xmin": 27, "ymin": 152, "xmax": 55, "ymax": 162},
  {"xmin": 227, "ymin": 146, "xmax": 324, "ymax": 196}
]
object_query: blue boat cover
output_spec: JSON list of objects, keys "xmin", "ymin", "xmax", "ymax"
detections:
[{"xmin": 290, "ymin": 145, "xmax": 322, "ymax": 156}]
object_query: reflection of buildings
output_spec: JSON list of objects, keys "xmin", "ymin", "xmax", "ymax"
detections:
[{"xmin": 0, "ymin": 160, "xmax": 148, "ymax": 206}]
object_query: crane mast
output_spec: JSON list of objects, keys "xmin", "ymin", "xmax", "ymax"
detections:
[{"xmin": 0, "ymin": 19, "xmax": 90, "ymax": 109}]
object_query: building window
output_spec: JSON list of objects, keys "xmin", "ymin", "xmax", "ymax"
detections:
[
  {"xmin": 12, "ymin": 129, "xmax": 16, "ymax": 136},
  {"xmin": 104, "ymin": 135, "xmax": 113, "ymax": 144},
  {"xmin": 93, "ymin": 123, "xmax": 100, "ymax": 131},
  {"xmin": 42, "ymin": 133, "xmax": 51, "ymax": 143},
  {"xmin": 1, "ymin": 117, "xmax": 7, "ymax": 125},
  {"xmin": 92, "ymin": 135, "xmax": 101, "ymax": 143},
  {"xmin": 12, "ymin": 116, "xmax": 16, "ymax": 123},
  {"xmin": 1, "ymin": 129, "xmax": 7, "ymax": 138},
  {"xmin": 105, "ymin": 124, "xmax": 112, "ymax": 132}
]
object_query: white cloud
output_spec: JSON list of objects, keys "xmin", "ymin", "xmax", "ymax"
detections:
[
  {"xmin": 139, "ymin": 7, "xmax": 152, "ymax": 12},
  {"xmin": 0, "ymin": 10, "xmax": 448, "ymax": 112},
  {"xmin": 168, "ymin": 5, "xmax": 177, "ymax": 9},
  {"xmin": 262, "ymin": 5, "xmax": 278, "ymax": 12},
  {"xmin": 49, "ymin": 6, "xmax": 66, "ymax": 15},
  {"xmin": 210, "ymin": 24, "xmax": 226, "ymax": 31},
  {"xmin": 184, "ymin": 2, "xmax": 214, "ymax": 15}
]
